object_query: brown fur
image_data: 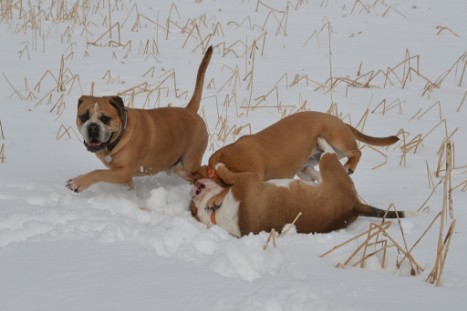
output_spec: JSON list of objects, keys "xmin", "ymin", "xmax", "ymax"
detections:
[
  {"xmin": 193, "ymin": 111, "xmax": 399, "ymax": 183},
  {"xmin": 67, "ymin": 46, "xmax": 213, "ymax": 192},
  {"xmin": 203, "ymin": 153, "xmax": 406, "ymax": 236}
]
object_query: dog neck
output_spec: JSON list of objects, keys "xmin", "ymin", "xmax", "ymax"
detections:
[
  {"xmin": 106, "ymin": 107, "xmax": 128, "ymax": 152},
  {"xmin": 208, "ymin": 190, "xmax": 241, "ymax": 237}
]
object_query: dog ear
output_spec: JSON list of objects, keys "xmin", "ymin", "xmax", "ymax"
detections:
[
  {"xmin": 176, "ymin": 169, "xmax": 195, "ymax": 183},
  {"xmin": 108, "ymin": 96, "xmax": 125, "ymax": 112},
  {"xmin": 77, "ymin": 96, "xmax": 86, "ymax": 107}
]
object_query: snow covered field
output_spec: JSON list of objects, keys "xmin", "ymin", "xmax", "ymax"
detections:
[{"xmin": 0, "ymin": 0, "xmax": 465, "ymax": 310}]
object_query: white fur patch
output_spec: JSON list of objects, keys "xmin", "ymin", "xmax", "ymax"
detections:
[
  {"xmin": 214, "ymin": 162, "xmax": 225, "ymax": 170},
  {"xmin": 266, "ymin": 179, "xmax": 294, "ymax": 189},
  {"xmin": 267, "ymin": 178, "xmax": 317, "ymax": 189},
  {"xmin": 316, "ymin": 137, "xmax": 335, "ymax": 154},
  {"xmin": 215, "ymin": 190, "xmax": 241, "ymax": 237}
]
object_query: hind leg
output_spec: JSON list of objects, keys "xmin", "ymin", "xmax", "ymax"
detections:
[
  {"xmin": 180, "ymin": 137, "xmax": 208, "ymax": 173},
  {"xmin": 324, "ymin": 135, "xmax": 360, "ymax": 174},
  {"xmin": 343, "ymin": 149, "xmax": 361, "ymax": 175}
]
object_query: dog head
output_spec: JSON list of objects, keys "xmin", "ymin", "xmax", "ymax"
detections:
[
  {"xmin": 76, "ymin": 95, "xmax": 126, "ymax": 153},
  {"xmin": 177, "ymin": 169, "xmax": 226, "ymax": 224},
  {"xmin": 190, "ymin": 178, "xmax": 225, "ymax": 225}
]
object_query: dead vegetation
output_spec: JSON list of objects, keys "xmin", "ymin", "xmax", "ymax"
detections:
[{"xmin": 1, "ymin": 0, "xmax": 464, "ymax": 285}]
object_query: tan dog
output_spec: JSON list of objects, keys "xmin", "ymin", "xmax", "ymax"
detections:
[
  {"xmin": 179, "ymin": 138, "xmax": 412, "ymax": 237},
  {"xmin": 67, "ymin": 46, "xmax": 213, "ymax": 192},
  {"xmin": 192, "ymin": 111, "xmax": 399, "ymax": 183}
]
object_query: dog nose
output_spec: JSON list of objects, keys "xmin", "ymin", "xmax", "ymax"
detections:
[{"xmin": 88, "ymin": 123, "xmax": 100, "ymax": 137}]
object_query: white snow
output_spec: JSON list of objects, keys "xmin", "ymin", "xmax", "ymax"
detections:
[{"xmin": 0, "ymin": 0, "xmax": 466, "ymax": 310}]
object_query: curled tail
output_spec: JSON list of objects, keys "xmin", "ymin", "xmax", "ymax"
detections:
[
  {"xmin": 347, "ymin": 124, "xmax": 399, "ymax": 147},
  {"xmin": 356, "ymin": 203, "xmax": 408, "ymax": 218},
  {"xmin": 186, "ymin": 46, "xmax": 213, "ymax": 112}
]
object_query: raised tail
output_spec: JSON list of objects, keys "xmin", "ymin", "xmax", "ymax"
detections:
[
  {"xmin": 185, "ymin": 46, "xmax": 213, "ymax": 112},
  {"xmin": 356, "ymin": 203, "xmax": 408, "ymax": 218},
  {"xmin": 347, "ymin": 124, "xmax": 399, "ymax": 147}
]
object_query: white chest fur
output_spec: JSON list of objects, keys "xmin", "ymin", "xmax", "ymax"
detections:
[{"xmin": 214, "ymin": 190, "xmax": 241, "ymax": 238}]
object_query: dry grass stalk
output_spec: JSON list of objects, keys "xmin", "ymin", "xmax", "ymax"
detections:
[
  {"xmin": 0, "ymin": 144, "xmax": 5, "ymax": 163},
  {"xmin": 320, "ymin": 222, "xmax": 391, "ymax": 259},
  {"xmin": 371, "ymin": 98, "xmax": 403, "ymax": 116},
  {"xmin": 280, "ymin": 212, "xmax": 303, "ymax": 237},
  {"xmin": 425, "ymin": 160, "xmax": 435, "ymax": 190},
  {"xmin": 0, "ymin": 120, "xmax": 4, "ymax": 139},
  {"xmin": 417, "ymin": 180, "xmax": 443, "ymax": 212},
  {"xmin": 412, "ymin": 100, "xmax": 443, "ymax": 121},
  {"xmin": 452, "ymin": 180, "xmax": 466, "ymax": 192},
  {"xmin": 49, "ymin": 93, "xmax": 66, "ymax": 119},
  {"xmin": 423, "ymin": 52, "xmax": 466, "ymax": 96},
  {"xmin": 359, "ymin": 220, "xmax": 422, "ymax": 273},
  {"xmin": 457, "ymin": 90, "xmax": 466, "ymax": 112},
  {"xmin": 384, "ymin": 204, "xmax": 419, "ymax": 274},
  {"xmin": 434, "ymin": 128, "xmax": 458, "ymax": 177},
  {"xmin": 3, "ymin": 73, "xmax": 25, "ymax": 100},
  {"xmin": 321, "ymin": 203, "xmax": 424, "ymax": 274},
  {"xmin": 350, "ymin": 0, "xmax": 370, "ymax": 14},
  {"xmin": 360, "ymin": 144, "xmax": 389, "ymax": 170},
  {"xmin": 56, "ymin": 124, "xmax": 80, "ymax": 140},
  {"xmin": 435, "ymin": 25, "xmax": 459, "ymax": 37},
  {"xmin": 427, "ymin": 141, "xmax": 456, "ymax": 286},
  {"xmin": 263, "ymin": 229, "xmax": 277, "ymax": 250},
  {"xmin": 340, "ymin": 222, "xmax": 391, "ymax": 267}
]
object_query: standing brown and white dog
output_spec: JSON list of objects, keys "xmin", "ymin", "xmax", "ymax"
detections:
[
  {"xmin": 67, "ymin": 46, "xmax": 213, "ymax": 192},
  {"xmin": 191, "ymin": 111, "xmax": 399, "ymax": 183},
  {"xmin": 179, "ymin": 138, "xmax": 412, "ymax": 237}
]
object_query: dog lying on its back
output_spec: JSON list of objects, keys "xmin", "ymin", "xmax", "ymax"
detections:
[{"xmin": 178, "ymin": 138, "xmax": 413, "ymax": 237}]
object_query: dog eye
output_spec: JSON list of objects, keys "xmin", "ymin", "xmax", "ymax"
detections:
[
  {"xmin": 79, "ymin": 111, "xmax": 89, "ymax": 123},
  {"xmin": 100, "ymin": 115, "xmax": 111, "ymax": 124}
]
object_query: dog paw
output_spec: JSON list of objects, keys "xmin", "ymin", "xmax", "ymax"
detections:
[
  {"xmin": 214, "ymin": 163, "xmax": 226, "ymax": 170},
  {"xmin": 206, "ymin": 193, "xmax": 224, "ymax": 210},
  {"xmin": 66, "ymin": 176, "xmax": 88, "ymax": 193}
]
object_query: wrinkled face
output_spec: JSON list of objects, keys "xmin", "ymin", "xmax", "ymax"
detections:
[
  {"xmin": 190, "ymin": 178, "xmax": 224, "ymax": 226},
  {"xmin": 76, "ymin": 96, "xmax": 122, "ymax": 153}
]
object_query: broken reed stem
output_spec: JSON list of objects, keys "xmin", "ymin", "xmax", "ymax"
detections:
[
  {"xmin": 280, "ymin": 212, "xmax": 303, "ymax": 237},
  {"xmin": 320, "ymin": 221, "xmax": 392, "ymax": 259},
  {"xmin": 326, "ymin": 21, "xmax": 334, "ymax": 103},
  {"xmin": 360, "ymin": 144, "xmax": 389, "ymax": 170},
  {"xmin": 0, "ymin": 120, "xmax": 4, "ymax": 139},
  {"xmin": 387, "ymin": 204, "xmax": 419, "ymax": 274},
  {"xmin": 457, "ymin": 91, "xmax": 466, "ymax": 112},
  {"xmin": 263, "ymin": 228, "xmax": 277, "ymax": 250},
  {"xmin": 263, "ymin": 212, "xmax": 303, "ymax": 250},
  {"xmin": 427, "ymin": 140, "xmax": 455, "ymax": 286},
  {"xmin": 342, "ymin": 222, "xmax": 391, "ymax": 266},
  {"xmin": 398, "ymin": 212, "xmax": 441, "ymax": 267}
]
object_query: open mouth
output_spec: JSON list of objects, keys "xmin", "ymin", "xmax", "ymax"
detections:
[
  {"xmin": 193, "ymin": 181, "xmax": 206, "ymax": 196},
  {"xmin": 84, "ymin": 138, "xmax": 109, "ymax": 152}
]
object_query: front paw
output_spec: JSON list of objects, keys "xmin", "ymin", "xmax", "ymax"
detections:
[
  {"xmin": 66, "ymin": 176, "xmax": 89, "ymax": 193},
  {"xmin": 206, "ymin": 192, "xmax": 224, "ymax": 210},
  {"xmin": 214, "ymin": 163, "xmax": 226, "ymax": 171}
]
